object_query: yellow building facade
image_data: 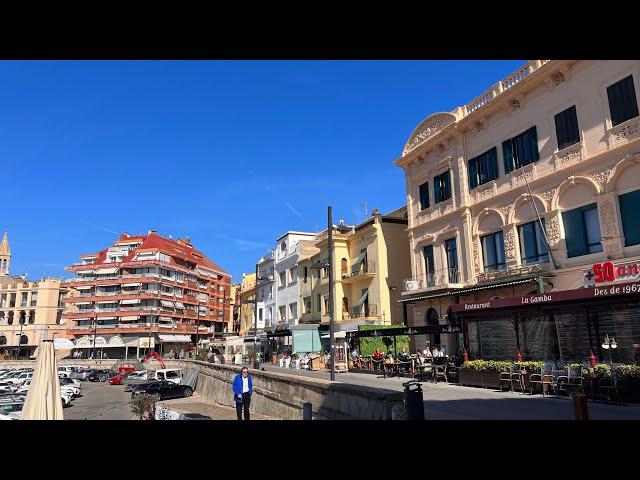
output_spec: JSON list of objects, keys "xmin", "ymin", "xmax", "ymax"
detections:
[
  {"xmin": 305, "ymin": 207, "xmax": 410, "ymax": 331},
  {"xmin": 238, "ymin": 273, "xmax": 256, "ymax": 337}
]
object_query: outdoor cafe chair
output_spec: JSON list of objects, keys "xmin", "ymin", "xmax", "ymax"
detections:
[
  {"xmin": 433, "ymin": 363, "xmax": 448, "ymax": 383},
  {"xmin": 529, "ymin": 362, "xmax": 554, "ymax": 396},
  {"xmin": 598, "ymin": 370, "xmax": 623, "ymax": 403},
  {"xmin": 416, "ymin": 361, "xmax": 434, "ymax": 382}
]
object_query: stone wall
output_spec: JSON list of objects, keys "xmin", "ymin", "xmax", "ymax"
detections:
[
  {"xmin": 0, "ymin": 359, "xmax": 118, "ymax": 369},
  {"xmin": 166, "ymin": 360, "xmax": 404, "ymax": 420}
]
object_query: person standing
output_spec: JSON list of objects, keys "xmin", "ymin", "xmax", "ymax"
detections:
[{"xmin": 232, "ymin": 367, "xmax": 253, "ymax": 421}]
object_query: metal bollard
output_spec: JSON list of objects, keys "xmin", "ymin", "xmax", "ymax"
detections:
[
  {"xmin": 302, "ymin": 402, "xmax": 312, "ymax": 420},
  {"xmin": 572, "ymin": 393, "xmax": 589, "ymax": 421}
]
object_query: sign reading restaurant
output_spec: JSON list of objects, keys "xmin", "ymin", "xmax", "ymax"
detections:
[{"xmin": 451, "ymin": 279, "xmax": 640, "ymax": 313}]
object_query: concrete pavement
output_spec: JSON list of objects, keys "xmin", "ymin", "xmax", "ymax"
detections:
[
  {"xmin": 64, "ymin": 381, "xmax": 137, "ymax": 420},
  {"xmin": 260, "ymin": 364, "xmax": 640, "ymax": 420}
]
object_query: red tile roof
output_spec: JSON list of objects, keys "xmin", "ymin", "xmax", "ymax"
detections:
[{"xmin": 82, "ymin": 232, "xmax": 228, "ymax": 275}]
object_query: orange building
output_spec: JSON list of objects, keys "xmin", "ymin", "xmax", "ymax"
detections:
[{"xmin": 62, "ymin": 231, "xmax": 231, "ymax": 358}]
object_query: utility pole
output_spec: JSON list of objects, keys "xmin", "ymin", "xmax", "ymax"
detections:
[
  {"xmin": 254, "ymin": 262, "xmax": 259, "ymax": 368},
  {"xmin": 328, "ymin": 205, "xmax": 335, "ymax": 381}
]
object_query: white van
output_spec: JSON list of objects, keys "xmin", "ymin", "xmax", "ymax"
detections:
[{"xmin": 153, "ymin": 369, "xmax": 182, "ymax": 385}]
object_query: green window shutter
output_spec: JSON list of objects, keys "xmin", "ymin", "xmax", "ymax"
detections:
[
  {"xmin": 527, "ymin": 126, "xmax": 539, "ymax": 162},
  {"xmin": 434, "ymin": 176, "xmax": 441, "ymax": 203},
  {"xmin": 502, "ymin": 139, "xmax": 515, "ymax": 173},
  {"xmin": 488, "ymin": 147, "xmax": 498, "ymax": 180},
  {"xmin": 419, "ymin": 182, "xmax": 430, "ymax": 210},
  {"xmin": 619, "ymin": 189, "xmax": 640, "ymax": 246},
  {"xmin": 562, "ymin": 207, "xmax": 588, "ymax": 257},
  {"xmin": 608, "ymin": 75, "xmax": 640, "ymax": 127},
  {"xmin": 468, "ymin": 157, "xmax": 478, "ymax": 189}
]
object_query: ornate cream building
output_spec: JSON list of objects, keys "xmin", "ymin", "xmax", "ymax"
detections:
[
  {"xmin": 396, "ymin": 60, "xmax": 640, "ymax": 364},
  {"xmin": 0, "ymin": 233, "xmax": 71, "ymax": 358}
]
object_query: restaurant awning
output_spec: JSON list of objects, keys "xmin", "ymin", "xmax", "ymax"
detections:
[
  {"xmin": 158, "ymin": 334, "xmax": 192, "ymax": 343},
  {"xmin": 398, "ymin": 277, "xmax": 537, "ymax": 303},
  {"xmin": 120, "ymin": 299, "xmax": 141, "ymax": 305},
  {"xmin": 95, "ymin": 267, "xmax": 119, "ymax": 274},
  {"xmin": 345, "ymin": 324, "xmax": 461, "ymax": 339},
  {"xmin": 160, "ymin": 300, "xmax": 174, "ymax": 308}
]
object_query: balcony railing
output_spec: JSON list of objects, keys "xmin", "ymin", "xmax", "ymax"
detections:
[
  {"xmin": 403, "ymin": 268, "xmax": 463, "ymax": 292},
  {"xmin": 342, "ymin": 261, "xmax": 376, "ymax": 279},
  {"xmin": 342, "ymin": 304, "xmax": 379, "ymax": 320}
]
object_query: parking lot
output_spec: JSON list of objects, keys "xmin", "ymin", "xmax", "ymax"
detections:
[{"xmin": 64, "ymin": 381, "xmax": 137, "ymax": 420}]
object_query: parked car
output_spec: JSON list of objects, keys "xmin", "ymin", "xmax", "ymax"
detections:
[
  {"xmin": 87, "ymin": 369, "xmax": 112, "ymax": 382},
  {"xmin": 70, "ymin": 367, "xmax": 92, "ymax": 381},
  {"xmin": 17, "ymin": 379, "xmax": 80, "ymax": 398},
  {"xmin": 153, "ymin": 369, "xmax": 183, "ymax": 385},
  {"xmin": 131, "ymin": 381, "xmax": 193, "ymax": 400},
  {"xmin": 109, "ymin": 371, "xmax": 132, "ymax": 385},
  {"xmin": 0, "ymin": 397, "xmax": 25, "ymax": 419},
  {"xmin": 59, "ymin": 377, "xmax": 81, "ymax": 388},
  {"xmin": 0, "ymin": 371, "xmax": 33, "ymax": 386}
]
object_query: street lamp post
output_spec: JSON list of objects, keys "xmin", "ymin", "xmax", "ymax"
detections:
[
  {"xmin": 328, "ymin": 206, "xmax": 335, "ymax": 381},
  {"xmin": 15, "ymin": 315, "xmax": 25, "ymax": 360},
  {"xmin": 254, "ymin": 263, "xmax": 259, "ymax": 368},
  {"xmin": 601, "ymin": 334, "xmax": 618, "ymax": 373},
  {"xmin": 92, "ymin": 317, "xmax": 99, "ymax": 360}
]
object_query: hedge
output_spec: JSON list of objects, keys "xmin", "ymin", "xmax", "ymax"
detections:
[{"xmin": 357, "ymin": 324, "xmax": 409, "ymax": 357}]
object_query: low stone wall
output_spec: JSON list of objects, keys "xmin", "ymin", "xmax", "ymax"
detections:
[
  {"xmin": 0, "ymin": 359, "xmax": 118, "ymax": 369},
  {"xmin": 166, "ymin": 360, "xmax": 404, "ymax": 420}
]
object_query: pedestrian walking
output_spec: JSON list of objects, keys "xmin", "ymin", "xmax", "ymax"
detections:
[
  {"xmin": 232, "ymin": 366, "xmax": 253, "ymax": 421},
  {"xmin": 179, "ymin": 348, "xmax": 185, "ymax": 359}
]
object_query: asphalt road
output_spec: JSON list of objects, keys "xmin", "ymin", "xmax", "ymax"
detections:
[{"xmin": 64, "ymin": 380, "xmax": 138, "ymax": 420}]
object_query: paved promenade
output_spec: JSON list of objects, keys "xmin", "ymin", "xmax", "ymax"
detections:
[{"xmin": 260, "ymin": 364, "xmax": 640, "ymax": 420}]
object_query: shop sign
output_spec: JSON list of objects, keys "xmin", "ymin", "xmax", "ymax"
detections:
[
  {"xmin": 452, "ymin": 279, "xmax": 640, "ymax": 313},
  {"xmin": 584, "ymin": 260, "xmax": 640, "ymax": 285}
]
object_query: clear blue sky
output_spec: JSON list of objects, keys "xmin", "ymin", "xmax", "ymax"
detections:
[{"xmin": 0, "ymin": 60, "xmax": 524, "ymax": 283}]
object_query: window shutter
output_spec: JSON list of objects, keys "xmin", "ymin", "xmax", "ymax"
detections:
[
  {"xmin": 488, "ymin": 147, "xmax": 498, "ymax": 180},
  {"xmin": 502, "ymin": 139, "xmax": 515, "ymax": 173},
  {"xmin": 528, "ymin": 126, "xmax": 539, "ymax": 162},
  {"xmin": 555, "ymin": 106, "xmax": 580, "ymax": 150},
  {"xmin": 434, "ymin": 176, "xmax": 441, "ymax": 203},
  {"xmin": 562, "ymin": 207, "xmax": 588, "ymax": 258},
  {"xmin": 419, "ymin": 182, "xmax": 430, "ymax": 210},
  {"xmin": 468, "ymin": 158, "xmax": 478, "ymax": 189},
  {"xmin": 608, "ymin": 75, "xmax": 639, "ymax": 127},
  {"xmin": 444, "ymin": 170, "xmax": 452, "ymax": 199},
  {"xmin": 619, "ymin": 189, "xmax": 640, "ymax": 247}
]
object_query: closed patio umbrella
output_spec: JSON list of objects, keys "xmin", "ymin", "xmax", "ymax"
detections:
[{"xmin": 21, "ymin": 340, "xmax": 63, "ymax": 420}]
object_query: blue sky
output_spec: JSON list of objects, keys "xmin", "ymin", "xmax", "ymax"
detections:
[{"xmin": 0, "ymin": 60, "xmax": 524, "ymax": 282}]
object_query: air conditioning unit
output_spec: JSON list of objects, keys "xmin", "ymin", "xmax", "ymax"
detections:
[{"xmin": 404, "ymin": 280, "xmax": 419, "ymax": 291}]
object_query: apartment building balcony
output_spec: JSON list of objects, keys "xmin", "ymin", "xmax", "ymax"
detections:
[
  {"xmin": 258, "ymin": 250, "xmax": 276, "ymax": 264},
  {"xmin": 341, "ymin": 261, "xmax": 376, "ymax": 283},
  {"xmin": 402, "ymin": 268, "xmax": 465, "ymax": 295},
  {"xmin": 341, "ymin": 304, "xmax": 381, "ymax": 321},
  {"xmin": 257, "ymin": 274, "xmax": 274, "ymax": 285},
  {"xmin": 276, "ymin": 243, "xmax": 301, "ymax": 261}
]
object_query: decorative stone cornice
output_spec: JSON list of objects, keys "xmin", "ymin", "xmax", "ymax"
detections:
[
  {"xmin": 403, "ymin": 112, "xmax": 457, "ymax": 156},
  {"xmin": 592, "ymin": 168, "xmax": 612, "ymax": 188}
]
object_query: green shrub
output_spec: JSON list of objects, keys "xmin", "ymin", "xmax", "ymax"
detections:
[
  {"xmin": 615, "ymin": 364, "xmax": 640, "ymax": 380},
  {"xmin": 461, "ymin": 360, "xmax": 544, "ymax": 373},
  {"xmin": 129, "ymin": 393, "xmax": 161, "ymax": 420},
  {"xmin": 357, "ymin": 324, "xmax": 409, "ymax": 357}
]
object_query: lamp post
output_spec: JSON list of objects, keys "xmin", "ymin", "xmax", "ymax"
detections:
[
  {"xmin": 15, "ymin": 315, "xmax": 25, "ymax": 360},
  {"xmin": 92, "ymin": 317, "xmax": 99, "ymax": 360},
  {"xmin": 327, "ymin": 206, "xmax": 335, "ymax": 382},
  {"xmin": 601, "ymin": 334, "xmax": 618, "ymax": 373}
]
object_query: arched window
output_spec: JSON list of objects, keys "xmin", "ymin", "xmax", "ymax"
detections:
[
  {"xmin": 28, "ymin": 311, "xmax": 35, "ymax": 324},
  {"xmin": 19, "ymin": 335, "xmax": 28, "ymax": 345},
  {"xmin": 0, "ymin": 335, "xmax": 6, "ymax": 345},
  {"xmin": 341, "ymin": 258, "xmax": 348, "ymax": 276},
  {"xmin": 19, "ymin": 311, "xmax": 26, "ymax": 324}
]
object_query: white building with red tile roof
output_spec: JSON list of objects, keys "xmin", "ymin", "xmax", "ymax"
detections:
[{"xmin": 62, "ymin": 231, "xmax": 231, "ymax": 358}]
